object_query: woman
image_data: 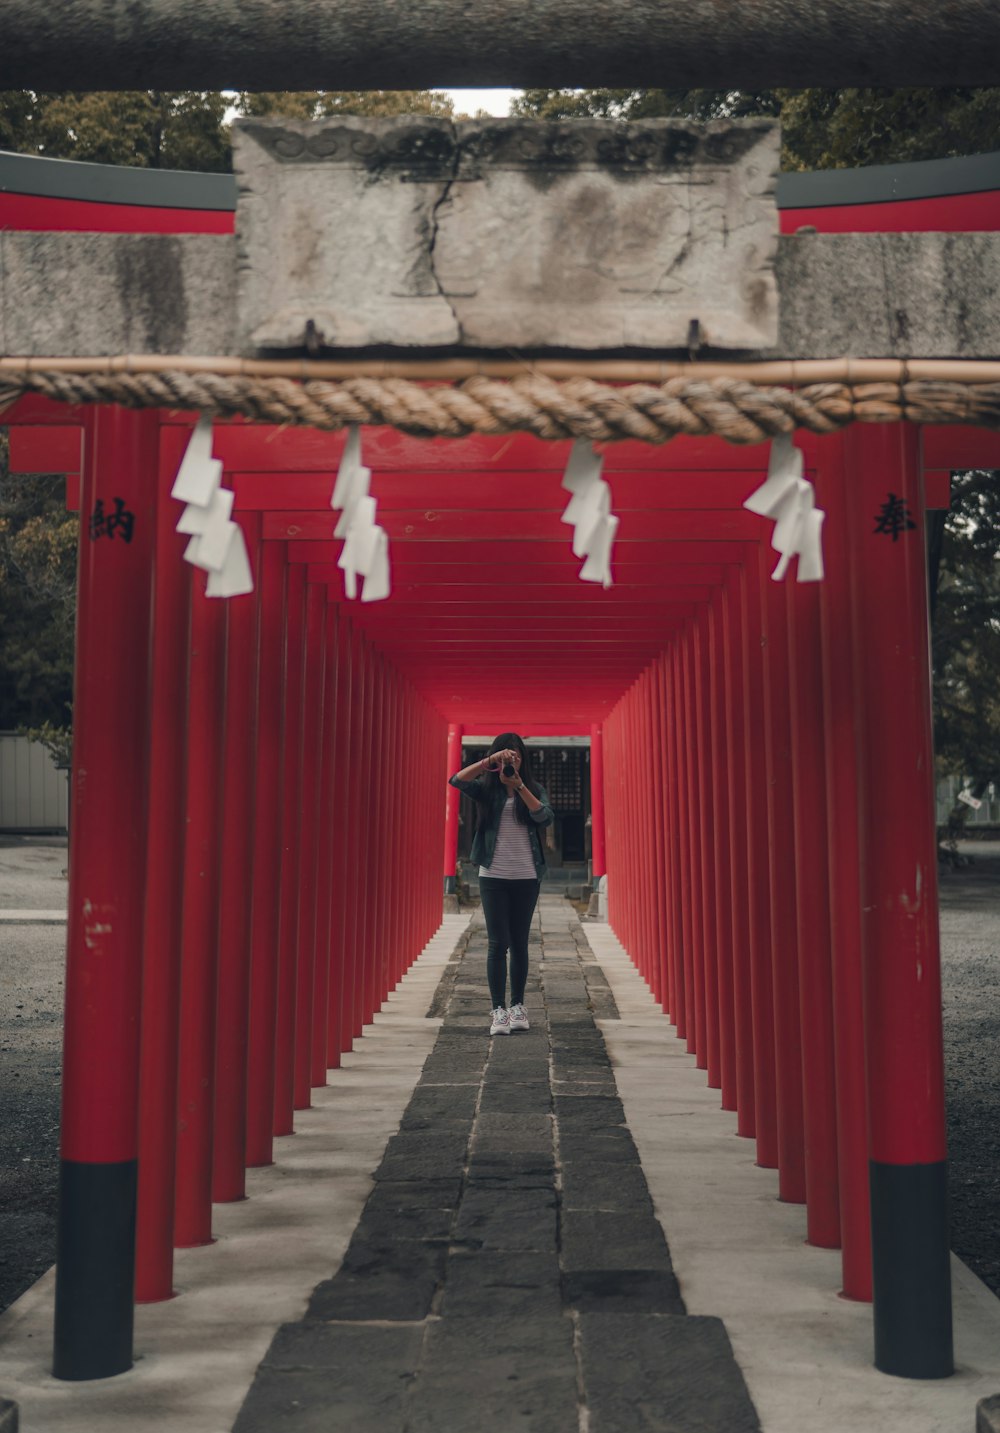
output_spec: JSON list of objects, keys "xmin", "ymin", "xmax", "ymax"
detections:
[{"xmin": 449, "ymin": 733, "xmax": 555, "ymax": 1036}]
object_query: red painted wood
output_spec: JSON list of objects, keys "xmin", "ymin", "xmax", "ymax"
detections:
[
  {"xmin": 758, "ymin": 555, "xmax": 807, "ymax": 1205},
  {"xmin": 812, "ymin": 430, "xmax": 873, "ymax": 1300},
  {"xmin": 273, "ymin": 564, "xmax": 306, "ymax": 1136},
  {"xmin": 848, "ymin": 425, "xmax": 948, "ymax": 1167},
  {"xmin": 7, "ymin": 424, "xmax": 82, "ymax": 475},
  {"xmin": 740, "ymin": 559, "xmax": 778, "ymax": 1170},
  {"xmin": 61, "ymin": 411, "xmax": 157, "ymax": 1162},
  {"xmin": 232, "ymin": 468, "xmax": 768, "ymax": 511},
  {"xmin": 264, "ymin": 508, "xmax": 762, "ymax": 543},
  {"xmin": 723, "ymin": 571, "xmax": 756, "ymax": 1138},
  {"xmin": 246, "ymin": 541, "xmax": 288, "ymax": 1164},
  {"xmin": 787, "ymin": 574, "xmax": 841, "ymax": 1248},
  {"xmin": 174, "ymin": 569, "xmax": 226, "ymax": 1247},
  {"xmin": 293, "ymin": 585, "xmax": 326, "ymax": 1108},
  {"xmin": 212, "ymin": 512, "xmax": 261, "ymax": 1203},
  {"xmin": 136, "ymin": 422, "xmax": 191, "ymax": 1302},
  {"xmin": 709, "ymin": 593, "xmax": 736, "ymax": 1110},
  {"xmin": 326, "ymin": 610, "xmax": 352, "ymax": 1063},
  {"xmin": 310, "ymin": 602, "xmax": 339, "ymax": 1085},
  {"xmin": 780, "ymin": 190, "xmax": 1000, "ymax": 235},
  {"xmin": 921, "ymin": 425, "xmax": 1000, "ymax": 472},
  {"xmin": 286, "ymin": 539, "xmax": 748, "ymax": 565},
  {"xmin": 0, "ymin": 191, "xmax": 233, "ymax": 233}
]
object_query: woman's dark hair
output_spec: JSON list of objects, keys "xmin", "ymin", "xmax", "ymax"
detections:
[{"xmin": 482, "ymin": 731, "xmax": 542, "ymax": 826}]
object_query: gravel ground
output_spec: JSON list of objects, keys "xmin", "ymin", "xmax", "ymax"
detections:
[
  {"xmin": 0, "ymin": 835, "xmax": 998, "ymax": 1315},
  {"xmin": 0, "ymin": 838, "xmax": 66, "ymax": 1312},
  {"xmin": 939, "ymin": 842, "xmax": 1000, "ymax": 1296}
]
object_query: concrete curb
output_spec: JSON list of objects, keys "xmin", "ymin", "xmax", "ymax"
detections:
[{"xmin": 0, "ymin": 911, "xmax": 67, "ymax": 924}]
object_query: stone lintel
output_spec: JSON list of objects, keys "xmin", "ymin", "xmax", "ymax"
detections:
[
  {"xmin": 3, "ymin": 230, "xmax": 1000, "ymax": 363},
  {"xmin": 233, "ymin": 117, "xmax": 781, "ymax": 356}
]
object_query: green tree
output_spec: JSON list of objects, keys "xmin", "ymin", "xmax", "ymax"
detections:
[
  {"xmin": 0, "ymin": 90, "xmax": 231, "ymax": 170},
  {"xmin": 511, "ymin": 87, "xmax": 1000, "ymax": 171},
  {"xmin": 235, "ymin": 91, "xmax": 454, "ymax": 120},
  {"xmin": 931, "ymin": 469, "xmax": 1000, "ymax": 835},
  {"xmin": 0, "ymin": 436, "xmax": 76, "ymax": 731}
]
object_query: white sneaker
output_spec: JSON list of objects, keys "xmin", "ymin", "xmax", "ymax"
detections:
[
  {"xmin": 489, "ymin": 1007, "xmax": 512, "ymax": 1036},
  {"xmin": 508, "ymin": 1003, "xmax": 530, "ymax": 1031}
]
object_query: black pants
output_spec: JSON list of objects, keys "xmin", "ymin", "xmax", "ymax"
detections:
[{"xmin": 479, "ymin": 877, "xmax": 541, "ymax": 1008}]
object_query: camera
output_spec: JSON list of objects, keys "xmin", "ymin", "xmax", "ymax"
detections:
[{"xmin": 502, "ymin": 763, "xmax": 516, "ymax": 778}]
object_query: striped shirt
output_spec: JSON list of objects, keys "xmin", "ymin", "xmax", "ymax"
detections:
[{"xmin": 479, "ymin": 795, "xmax": 537, "ymax": 880}]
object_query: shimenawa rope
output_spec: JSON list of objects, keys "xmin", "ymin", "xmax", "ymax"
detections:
[{"xmin": 3, "ymin": 367, "xmax": 1000, "ymax": 444}]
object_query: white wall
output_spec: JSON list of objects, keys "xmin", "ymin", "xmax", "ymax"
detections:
[{"xmin": 0, "ymin": 732, "xmax": 69, "ymax": 831}]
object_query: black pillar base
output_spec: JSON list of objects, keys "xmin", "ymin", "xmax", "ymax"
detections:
[
  {"xmin": 53, "ymin": 1158, "xmax": 137, "ymax": 1381},
  {"xmin": 443, "ymin": 875, "xmax": 456, "ymax": 894},
  {"xmin": 870, "ymin": 1159, "xmax": 953, "ymax": 1379}
]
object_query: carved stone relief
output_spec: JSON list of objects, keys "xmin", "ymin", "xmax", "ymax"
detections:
[{"xmin": 233, "ymin": 116, "xmax": 779, "ymax": 354}]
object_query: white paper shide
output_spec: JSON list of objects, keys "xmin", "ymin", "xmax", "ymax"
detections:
[
  {"xmin": 331, "ymin": 426, "xmax": 390, "ymax": 602},
  {"xmin": 560, "ymin": 439, "xmax": 618, "ymax": 589},
  {"xmin": 171, "ymin": 414, "xmax": 254, "ymax": 597},
  {"xmin": 744, "ymin": 433, "xmax": 825, "ymax": 582}
]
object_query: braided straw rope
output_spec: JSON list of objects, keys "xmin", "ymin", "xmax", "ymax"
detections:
[{"xmin": 3, "ymin": 368, "xmax": 1000, "ymax": 443}]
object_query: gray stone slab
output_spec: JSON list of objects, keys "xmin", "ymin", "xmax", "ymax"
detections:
[
  {"xmin": 577, "ymin": 1313, "xmax": 761, "ymax": 1432},
  {"xmin": 364, "ymin": 1177, "xmax": 463, "ymax": 1212},
  {"xmin": 230, "ymin": 117, "xmax": 779, "ymax": 354},
  {"xmin": 557, "ymin": 1126, "xmax": 639, "ymax": 1165},
  {"xmin": 375, "ymin": 1130, "xmax": 470, "ymax": 1181},
  {"xmin": 233, "ymin": 1321, "xmax": 424, "ymax": 1433},
  {"xmin": 455, "ymin": 1187, "xmax": 559, "ymax": 1251},
  {"xmin": 560, "ymin": 1161, "xmax": 655, "ymax": 1214},
  {"xmin": 554, "ymin": 1095, "xmax": 626, "ymax": 1128},
  {"xmin": 0, "ymin": 231, "xmax": 235, "ymax": 357},
  {"xmin": 307, "ymin": 1239, "xmax": 446, "ymax": 1321},
  {"xmin": 405, "ymin": 1085, "xmax": 480, "ymax": 1117},
  {"xmin": 440, "ymin": 1249, "xmax": 563, "ymax": 1318},
  {"xmin": 561, "ymin": 1268, "xmax": 685, "ymax": 1314},
  {"xmin": 406, "ymin": 1315, "xmax": 580, "ymax": 1433},
  {"xmin": 353, "ymin": 1205, "xmax": 454, "ymax": 1244},
  {"xmin": 560, "ymin": 1209, "xmax": 674, "ymax": 1273},
  {"xmin": 479, "ymin": 1084, "xmax": 551, "ymax": 1112},
  {"xmin": 475, "ymin": 1113, "xmax": 553, "ymax": 1136}
]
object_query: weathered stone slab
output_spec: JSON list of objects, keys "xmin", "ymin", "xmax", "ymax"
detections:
[
  {"xmin": 455, "ymin": 1187, "xmax": 558, "ymax": 1251},
  {"xmin": 560, "ymin": 1208, "xmax": 674, "ymax": 1272},
  {"xmin": 560, "ymin": 1160, "xmax": 655, "ymax": 1213},
  {"xmin": 233, "ymin": 1322, "xmax": 425, "ymax": 1433},
  {"xmin": 406, "ymin": 1315, "xmax": 579, "ymax": 1433},
  {"xmin": 232, "ymin": 116, "xmax": 779, "ymax": 355},
  {"xmin": 7, "ymin": 227, "xmax": 1000, "ymax": 361},
  {"xmin": 561, "ymin": 1268, "xmax": 684, "ymax": 1314},
  {"xmin": 440, "ymin": 1249, "xmax": 563, "ymax": 1318},
  {"xmin": 577, "ymin": 1313, "xmax": 761, "ymax": 1432}
]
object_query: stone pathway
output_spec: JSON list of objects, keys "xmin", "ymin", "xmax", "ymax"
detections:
[{"xmin": 233, "ymin": 895, "xmax": 760, "ymax": 1432}]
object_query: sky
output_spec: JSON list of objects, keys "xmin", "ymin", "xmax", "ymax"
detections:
[{"xmin": 440, "ymin": 89, "xmax": 520, "ymax": 118}]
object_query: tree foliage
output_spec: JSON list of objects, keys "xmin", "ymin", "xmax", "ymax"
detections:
[
  {"xmin": 0, "ymin": 89, "xmax": 455, "ymax": 172},
  {"xmin": 511, "ymin": 87, "xmax": 1000, "ymax": 171},
  {"xmin": 0, "ymin": 436, "xmax": 76, "ymax": 730},
  {"xmin": 0, "ymin": 91, "xmax": 232, "ymax": 170},
  {"xmin": 235, "ymin": 91, "xmax": 454, "ymax": 121},
  {"xmin": 931, "ymin": 470, "xmax": 1000, "ymax": 798}
]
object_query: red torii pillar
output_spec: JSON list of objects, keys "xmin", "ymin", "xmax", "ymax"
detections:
[
  {"xmin": 54, "ymin": 406, "xmax": 159, "ymax": 1380},
  {"xmin": 443, "ymin": 722, "xmax": 463, "ymax": 895},
  {"xmin": 847, "ymin": 424, "xmax": 953, "ymax": 1378}
]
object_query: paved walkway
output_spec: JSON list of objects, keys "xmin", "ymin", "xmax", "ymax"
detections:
[
  {"xmin": 233, "ymin": 895, "xmax": 758, "ymax": 1432},
  {"xmin": 4, "ymin": 893, "xmax": 1000, "ymax": 1432}
]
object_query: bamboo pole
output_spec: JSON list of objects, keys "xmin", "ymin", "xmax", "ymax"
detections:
[{"xmin": 3, "ymin": 354, "xmax": 1000, "ymax": 387}]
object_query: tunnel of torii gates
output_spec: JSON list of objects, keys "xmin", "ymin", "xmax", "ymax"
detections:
[{"xmin": 3, "ymin": 151, "xmax": 1000, "ymax": 1392}]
